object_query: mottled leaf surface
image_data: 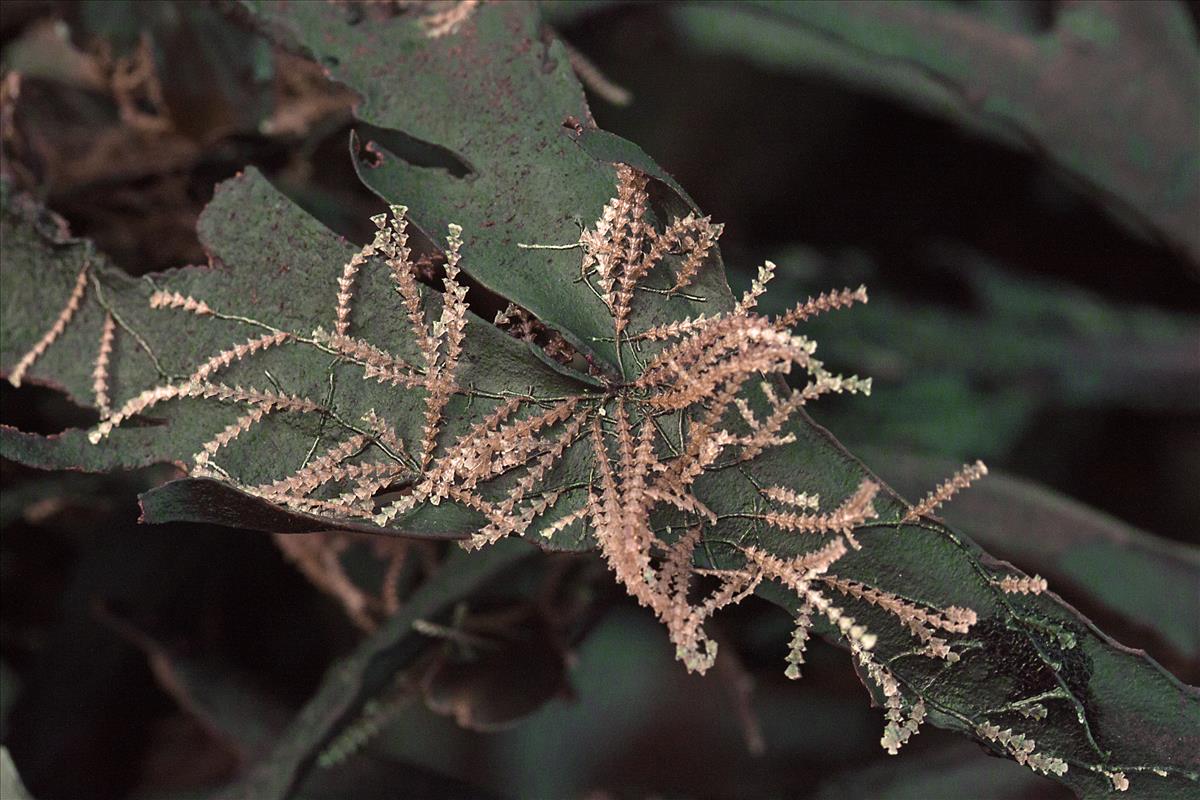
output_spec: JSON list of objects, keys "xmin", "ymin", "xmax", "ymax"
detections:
[
  {"xmin": 867, "ymin": 449, "xmax": 1200, "ymax": 671},
  {"xmin": 0, "ymin": 170, "xmax": 595, "ymax": 538},
  {"xmin": 244, "ymin": 0, "xmax": 731, "ymax": 372}
]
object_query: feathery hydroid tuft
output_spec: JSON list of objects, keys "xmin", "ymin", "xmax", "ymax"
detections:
[{"xmin": 40, "ymin": 162, "xmax": 1022, "ymax": 771}]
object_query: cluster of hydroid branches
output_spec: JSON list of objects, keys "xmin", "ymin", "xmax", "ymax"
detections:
[{"xmin": 10, "ymin": 162, "xmax": 1072, "ymax": 770}]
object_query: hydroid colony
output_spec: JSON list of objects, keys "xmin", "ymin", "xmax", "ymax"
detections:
[{"xmin": 10, "ymin": 164, "xmax": 1072, "ymax": 776}]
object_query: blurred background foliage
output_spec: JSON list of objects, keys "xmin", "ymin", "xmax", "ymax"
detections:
[{"xmin": 0, "ymin": 1, "xmax": 1196, "ymax": 798}]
